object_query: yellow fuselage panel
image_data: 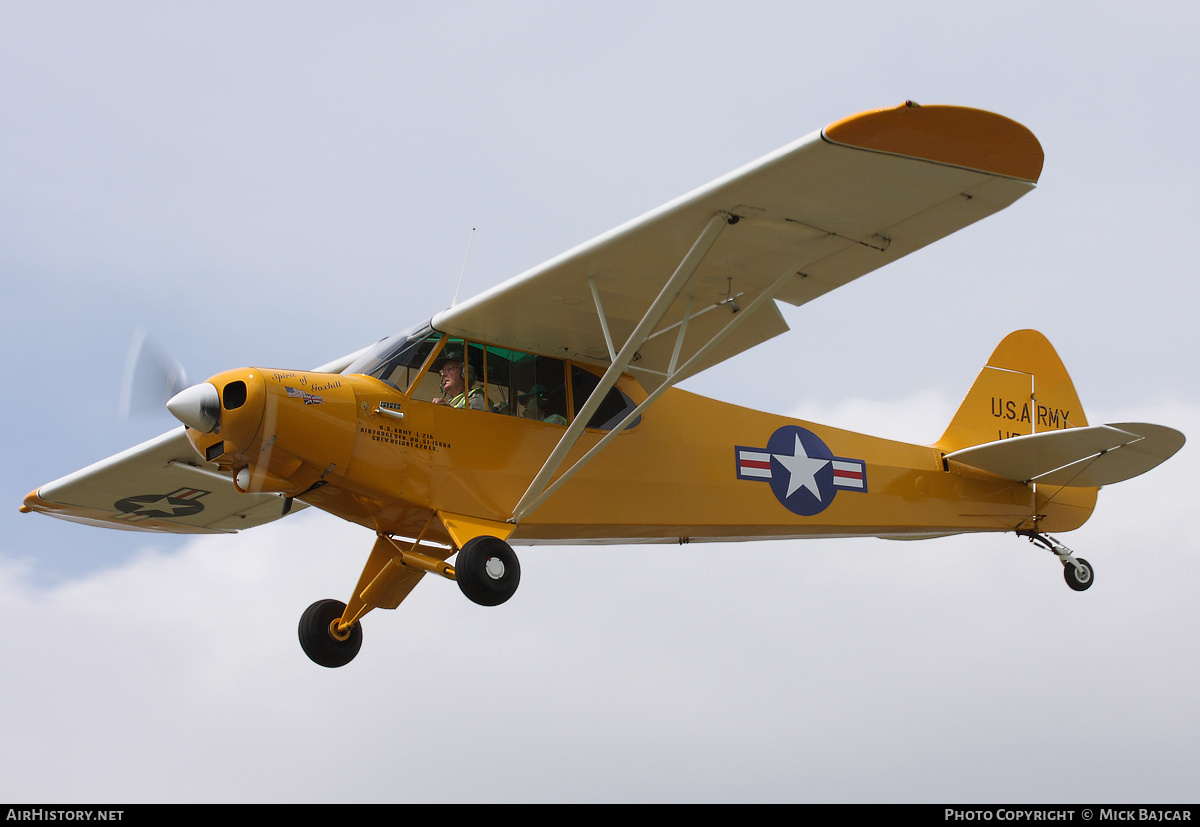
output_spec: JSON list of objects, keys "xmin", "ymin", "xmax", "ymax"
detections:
[
  {"xmin": 498, "ymin": 388, "xmax": 1093, "ymax": 540},
  {"xmin": 310, "ymin": 375, "xmax": 1095, "ymax": 541},
  {"xmin": 187, "ymin": 367, "xmax": 1096, "ymax": 543}
]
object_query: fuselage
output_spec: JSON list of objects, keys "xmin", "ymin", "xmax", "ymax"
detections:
[{"xmin": 183, "ymin": 359, "xmax": 1097, "ymax": 549}]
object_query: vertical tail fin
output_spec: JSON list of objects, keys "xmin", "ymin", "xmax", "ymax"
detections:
[{"xmin": 936, "ymin": 330, "xmax": 1087, "ymax": 453}]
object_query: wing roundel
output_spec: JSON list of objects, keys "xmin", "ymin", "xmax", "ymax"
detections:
[{"xmin": 22, "ymin": 428, "xmax": 304, "ymax": 534}]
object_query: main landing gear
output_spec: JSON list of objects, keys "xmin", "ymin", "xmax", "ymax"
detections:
[
  {"xmin": 1018, "ymin": 530, "xmax": 1094, "ymax": 592},
  {"xmin": 297, "ymin": 534, "xmax": 521, "ymax": 668},
  {"xmin": 454, "ymin": 535, "xmax": 521, "ymax": 606},
  {"xmin": 298, "ymin": 598, "xmax": 363, "ymax": 668}
]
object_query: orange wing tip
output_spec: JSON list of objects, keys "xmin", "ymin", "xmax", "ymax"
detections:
[
  {"xmin": 21, "ymin": 489, "xmax": 48, "ymax": 513},
  {"xmin": 823, "ymin": 102, "xmax": 1045, "ymax": 183}
]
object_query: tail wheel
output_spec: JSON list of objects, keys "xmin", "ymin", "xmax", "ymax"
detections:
[
  {"xmin": 298, "ymin": 598, "xmax": 362, "ymax": 668},
  {"xmin": 456, "ymin": 535, "xmax": 520, "ymax": 606},
  {"xmin": 1063, "ymin": 558, "xmax": 1094, "ymax": 592}
]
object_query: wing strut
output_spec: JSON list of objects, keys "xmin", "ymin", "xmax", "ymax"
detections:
[
  {"xmin": 510, "ymin": 226, "xmax": 843, "ymax": 523},
  {"xmin": 588, "ymin": 277, "xmax": 618, "ymax": 362},
  {"xmin": 510, "ymin": 211, "xmax": 733, "ymax": 522}
]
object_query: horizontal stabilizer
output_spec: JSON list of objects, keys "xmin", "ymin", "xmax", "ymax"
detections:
[{"xmin": 946, "ymin": 423, "xmax": 1184, "ymax": 487}]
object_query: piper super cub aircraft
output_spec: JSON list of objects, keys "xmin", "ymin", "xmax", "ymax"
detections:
[{"xmin": 23, "ymin": 103, "xmax": 1185, "ymax": 667}]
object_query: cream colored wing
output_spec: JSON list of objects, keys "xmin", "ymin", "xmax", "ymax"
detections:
[
  {"xmin": 23, "ymin": 428, "xmax": 305, "ymax": 533},
  {"xmin": 434, "ymin": 103, "xmax": 1043, "ymax": 390}
]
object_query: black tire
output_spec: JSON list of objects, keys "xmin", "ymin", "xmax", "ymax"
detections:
[
  {"xmin": 1064, "ymin": 558, "xmax": 1094, "ymax": 592},
  {"xmin": 456, "ymin": 535, "xmax": 520, "ymax": 606},
  {"xmin": 298, "ymin": 599, "xmax": 362, "ymax": 667}
]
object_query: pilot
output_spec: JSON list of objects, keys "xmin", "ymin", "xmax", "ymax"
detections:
[
  {"xmin": 519, "ymin": 385, "xmax": 567, "ymax": 425},
  {"xmin": 432, "ymin": 352, "xmax": 486, "ymax": 410}
]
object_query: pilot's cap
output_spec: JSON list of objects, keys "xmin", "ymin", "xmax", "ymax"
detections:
[
  {"xmin": 432, "ymin": 350, "xmax": 465, "ymax": 372},
  {"xmin": 519, "ymin": 385, "xmax": 552, "ymax": 402}
]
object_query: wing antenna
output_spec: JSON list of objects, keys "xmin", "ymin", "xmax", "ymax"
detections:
[{"xmin": 451, "ymin": 228, "xmax": 476, "ymax": 308}]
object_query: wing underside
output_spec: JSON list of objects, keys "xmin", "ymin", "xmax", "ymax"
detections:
[
  {"xmin": 23, "ymin": 428, "xmax": 304, "ymax": 533},
  {"xmin": 433, "ymin": 103, "xmax": 1044, "ymax": 389}
]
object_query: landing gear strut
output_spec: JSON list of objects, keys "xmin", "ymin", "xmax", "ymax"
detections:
[
  {"xmin": 296, "ymin": 532, "xmax": 521, "ymax": 667},
  {"xmin": 1018, "ymin": 530, "xmax": 1094, "ymax": 592}
]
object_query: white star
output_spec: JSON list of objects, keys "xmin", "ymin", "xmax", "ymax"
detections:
[
  {"xmin": 129, "ymin": 494, "xmax": 198, "ymax": 517},
  {"xmin": 774, "ymin": 434, "xmax": 829, "ymax": 500}
]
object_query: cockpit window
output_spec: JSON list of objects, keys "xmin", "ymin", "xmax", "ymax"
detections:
[
  {"xmin": 571, "ymin": 366, "xmax": 640, "ymax": 431},
  {"xmin": 342, "ymin": 325, "xmax": 441, "ymax": 392},
  {"xmin": 345, "ymin": 325, "xmax": 639, "ymax": 432},
  {"xmin": 483, "ymin": 346, "xmax": 568, "ymax": 424}
]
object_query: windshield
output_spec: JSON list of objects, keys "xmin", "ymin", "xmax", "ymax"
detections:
[{"xmin": 342, "ymin": 324, "xmax": 442, "ymax": 392}]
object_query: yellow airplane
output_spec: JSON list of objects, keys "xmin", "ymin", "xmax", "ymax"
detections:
[{"xmin": 22, "ymin": 103, "xmax": 1185, "ymax": 668}]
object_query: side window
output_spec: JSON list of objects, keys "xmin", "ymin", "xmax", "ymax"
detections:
[
  {"xmin": 471, "ymin": 345, "xmax": 567, "ymax": 424},
  {"xmin": 570, "ymin": 366, "xmax": 640, "ymax": 431},
  {"xmin": 465, "ymin": 342, "xmax": 487, "ymax": 404},
  {"xmin": 510, "ymin": 352, "xmax": 569, "ymax": 425},
  {"xmin": 408, "ymin": 340, "xmax": 633, "ymax": 432},
  {"xmin": 413, "ymin": 337, "xmax": 464, "ymax": 401},
  {"xmin": 483, "ymin": 346, "xmax": 514, "ymax": 414},
  {"xmin": 424, "ymin": 338, "xmax": 492, "ymax": 409}
]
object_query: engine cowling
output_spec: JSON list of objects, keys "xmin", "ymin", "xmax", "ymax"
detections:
[{"xmin": 170, "ymin": 368, "xmax": 356, "ymax": 496}]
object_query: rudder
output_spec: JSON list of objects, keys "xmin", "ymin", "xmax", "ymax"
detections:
[{"xmin": 936, "ymin": 330, "xmax": 1087, "ymax": 453}]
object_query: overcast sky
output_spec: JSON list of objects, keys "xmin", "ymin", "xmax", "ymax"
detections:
[{"xmin": 2, "ymin": 1, "xmax": 1197, "ymax": 803}]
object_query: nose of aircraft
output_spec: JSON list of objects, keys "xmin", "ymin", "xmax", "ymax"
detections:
[{"xmin": 166, "ymin": 382, "xmax": 221, "ymax": 433}]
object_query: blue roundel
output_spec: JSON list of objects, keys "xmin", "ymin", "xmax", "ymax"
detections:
[
  {"xmin": 734, "ymin": 426, "xmax": 867, "ymax": 517},
  {"xmin": 766, "ymin": 426, "xmax": 837, "ymax": 516}
]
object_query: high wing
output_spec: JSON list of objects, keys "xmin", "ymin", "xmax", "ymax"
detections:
[
  {"xmin": 433, "ymin": 102, "xmax": 1044, "ymax": 391},
  {"xmin": 22, "ymin": 428, "xmax": 304, "ymax": 533}
]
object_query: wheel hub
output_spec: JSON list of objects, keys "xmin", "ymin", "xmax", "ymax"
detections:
[
  {"xmin": 328, "ymin": 618, "xmax": 352, "ymax": 641},
  {"xmin": 484, "ymin": 556, "xmax": 505, "ymax": 580}
]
